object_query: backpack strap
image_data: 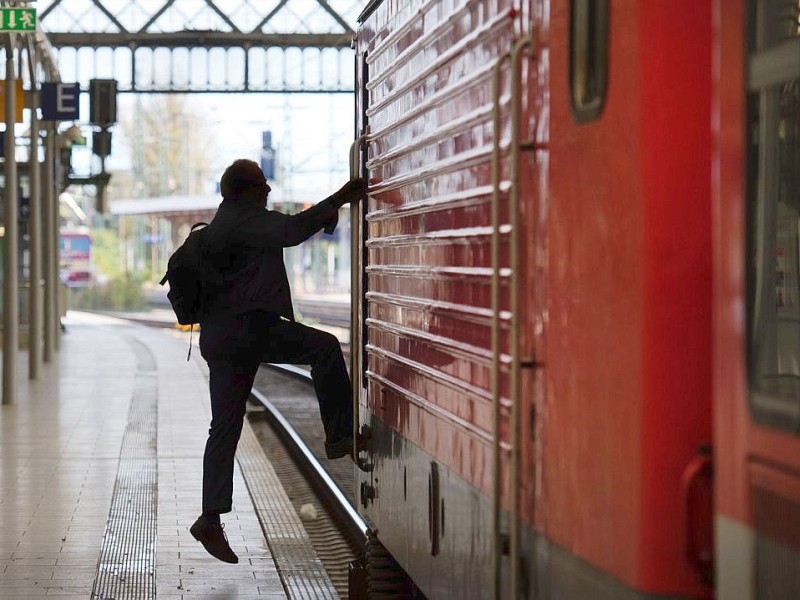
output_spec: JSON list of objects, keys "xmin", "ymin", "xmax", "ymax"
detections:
[{"xmin": 187, "ymin": 324, "xmax": 195, "ymax": 361}]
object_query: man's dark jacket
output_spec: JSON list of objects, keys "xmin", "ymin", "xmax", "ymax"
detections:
[{"xmin": 201, "ymin": 196, "xmax": 339, "ymax": 323}]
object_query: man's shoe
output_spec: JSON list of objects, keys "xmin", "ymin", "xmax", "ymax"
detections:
[
  {"xmin": 325, "ymin": 434, "xmax": 368, "ymax": 460},
  {"xmin": 189, "ymin": 515, "xmax": 238, "ymax": 564},
  {"xmin": 325, "ymin": 435, "xmax": 354, "ymax": 460}
]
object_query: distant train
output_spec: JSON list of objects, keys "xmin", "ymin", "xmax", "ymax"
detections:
[
  {"xmin": 348, "ymin": 0, "xmax": 799, "ymax": 598},
  {"xmin": 59, "ymin": 228, "xmax": 93, "ymax": 287}
]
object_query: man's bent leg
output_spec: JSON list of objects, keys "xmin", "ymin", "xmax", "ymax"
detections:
[
  {"xmin": 308, "ymin": 330, "xmax": 353, "ymax": 443},
  {"xmin": 259, "ymin": 317, "xmax": 353, "ymax": 444},
  {"xmin": 202, "ymin": 357, "xmax": 257, "ymax": 514}
]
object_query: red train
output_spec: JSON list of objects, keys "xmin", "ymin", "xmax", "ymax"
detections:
[
  {"xmin": 59, "ymin": 228, "xmax": 93, "ymax": 288},
  {"xmin": 349, "ymin": 0, "xmax": 799, "ymax": 598}
]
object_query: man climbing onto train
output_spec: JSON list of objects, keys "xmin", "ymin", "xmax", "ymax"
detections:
[{"xmin": 189, "ymin": 158, "xmax": 366, "ymax": 564}]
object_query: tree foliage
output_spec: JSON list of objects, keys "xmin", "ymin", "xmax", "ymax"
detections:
[{"xmin": 119, "ymin": 95, "xmax": 215, "ymax": 198}]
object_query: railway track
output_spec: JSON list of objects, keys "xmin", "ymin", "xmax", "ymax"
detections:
[
  {"xmin": 294, "ymin": 297, "xmax": 351, "ymax": 329},
  {"xmin": 249, "ymin": 365, "xmax": 421, "ymax": 600},
  {"xmin": 248, "ymin": 365, "xmax": 367, "ymax": 598}
]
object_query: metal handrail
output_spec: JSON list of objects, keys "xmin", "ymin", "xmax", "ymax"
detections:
[
  {"xmin": 491, "ymin": 34, "xmax": 534, "ymax": 600},
  {"xmin": 490, "ymin": 43, "xmax": 509, "ymax": 600},
  {"xmin": 508, "ymin": 35, "xmax": 534, "ymax": 600},
  {"xmin": 349, "ymin": 131, "xmax": 368, "ymax": 453}
]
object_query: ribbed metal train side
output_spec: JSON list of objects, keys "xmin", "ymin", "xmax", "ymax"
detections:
[{"xmin": 354, "ymin": 0, "xmax": 525, "ymax": 597}]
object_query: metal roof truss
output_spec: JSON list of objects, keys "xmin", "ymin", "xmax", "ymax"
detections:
[{"xmin": 37, "ymin": 0, "xmax": 358, "ymax": 93}]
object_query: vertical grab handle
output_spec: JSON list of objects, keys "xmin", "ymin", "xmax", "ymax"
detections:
[
  {"xmin": 491, "ymin": 35, "xmax": 535, "ymax": 600},
  {"xmin": 680, "ymin": 444, "xmax": 714, "ymax": 590},
  {"xmin": 490, "ymin": 47, "xmax": 509, "ymax": 600},
  {"xmin": 508, "ymin": 35, "xmax": 534, "ymax": 600},
  {"xmin": 350, "ymin": 131, "xmax": 368, "ymax": 181},
  {"xmin": 349, "ymin": 132, "xmax": 368, "ymax": 457}
]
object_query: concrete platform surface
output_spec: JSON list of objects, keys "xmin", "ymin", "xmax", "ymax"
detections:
[{"xmin": 0, "ymin": 311, "xmax": 336, "ymax": 599}]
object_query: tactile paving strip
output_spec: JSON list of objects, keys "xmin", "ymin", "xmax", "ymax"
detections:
[
  {"xmin": 237, "ymin": 419, "xmax": 338, "ymax": 599},
  {"xmin": 91, "ymin": 336, "xmax": 158, "ymax": 599}
]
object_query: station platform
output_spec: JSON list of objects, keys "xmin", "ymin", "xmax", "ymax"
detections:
[{"xmin": 0, "ymin": 311, "xmax": 337, "ymax": 599}]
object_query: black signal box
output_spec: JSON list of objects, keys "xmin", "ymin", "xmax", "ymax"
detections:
[{"xmin": 89, "ymin": 79, "xmax": 117, "ymax": 126}]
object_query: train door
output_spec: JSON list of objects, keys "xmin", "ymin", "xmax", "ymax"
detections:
[
  {"xmin": 745, "ymin": 1, "xmax": 800, "ymax": 433},
  {"xmin": 716, "ymin": 1, "xmax": 800, "ymax": 598}
]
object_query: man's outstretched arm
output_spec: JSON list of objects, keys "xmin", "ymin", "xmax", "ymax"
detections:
[{"xmin": 282, "ymin": 178, "xmax": 367, "ymax": 246}]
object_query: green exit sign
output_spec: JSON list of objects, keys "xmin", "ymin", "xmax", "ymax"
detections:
[{"xmin": 0, "ymin": 8, "xmax": 36, "ymax": 32}]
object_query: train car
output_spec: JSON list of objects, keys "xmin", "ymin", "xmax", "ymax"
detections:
[
  {"xmin": 714, "ymin": 3, "xmax": 800, "ymax": 600},
  {"xmin": 349, "ymin": 0, "xmax": 719, "ymax": 598},
  {"xmin": 59, "ymin": 228, "xmax": 93, "ymax": 288}
]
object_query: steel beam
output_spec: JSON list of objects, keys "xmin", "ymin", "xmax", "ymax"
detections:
[{"xmin": 45, "ymin": 32, "xmax": 352, "ymax": 49}]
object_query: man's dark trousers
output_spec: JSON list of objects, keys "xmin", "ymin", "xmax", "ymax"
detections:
[{"xmin": 199, "ymin": 310, "xmax": 352, "ymax": 515}]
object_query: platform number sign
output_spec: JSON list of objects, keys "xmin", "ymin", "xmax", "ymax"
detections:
[
  {"xmin": 0, "ymin": 8, "xmax": 36, "ymax": 32},
  {"xmin": 42, "ymin": 83, "xmax": 80, "ymax": 121}
]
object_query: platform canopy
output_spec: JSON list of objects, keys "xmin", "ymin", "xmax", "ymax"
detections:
[{"xmin": 36, "ymin": 0, "xmax": 361, "ymax": 92}]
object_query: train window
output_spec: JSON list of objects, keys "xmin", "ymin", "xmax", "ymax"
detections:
[
  {"xmin": 746, "ymin": 0, "xmax": 800, "ymax": 431},
  {"xmin": 569, "ymin": 0, "xmax": 608, "ymax": 123}
]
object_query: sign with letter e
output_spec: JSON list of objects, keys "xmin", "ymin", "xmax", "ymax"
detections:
[{"xmin": 42, "ymin": 83, "xmax": 80, "ymax": 121}]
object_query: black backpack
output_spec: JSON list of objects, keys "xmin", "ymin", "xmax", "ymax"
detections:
[
  {"xmin": 160, "ymin": 214, "xmax": 251, "ymax": 359},
  {"xmin": 159, "ymin": 221, "xmax": 211, "ymax": 328}
]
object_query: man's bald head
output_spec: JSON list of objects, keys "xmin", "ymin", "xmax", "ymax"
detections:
[{"xmin": 220, "ymin": 159, "xmax": 270, "ymax": 203}]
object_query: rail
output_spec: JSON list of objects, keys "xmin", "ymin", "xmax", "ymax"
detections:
[{"xmin": 250, "ymin": 380, "xmax": 369, "ymax": 546}]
